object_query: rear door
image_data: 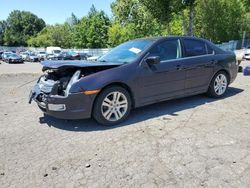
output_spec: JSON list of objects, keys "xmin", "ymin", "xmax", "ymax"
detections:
[{"xmin": 181, "ymin": 39, "xmax": 215, "ymax": 94}]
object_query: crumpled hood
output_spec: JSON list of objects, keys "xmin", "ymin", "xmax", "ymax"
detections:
[{"xmin": 41, "ymin": 60, "xmax": 124, "ymax": 70}]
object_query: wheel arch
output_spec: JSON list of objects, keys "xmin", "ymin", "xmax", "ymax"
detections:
[
  {"xmin": 211, "ymin": 69, "xmax": 231, "ymax": 84},
  {"xmin": 92, "ymin": 82, "xmax": 136, "ymax": 113}
]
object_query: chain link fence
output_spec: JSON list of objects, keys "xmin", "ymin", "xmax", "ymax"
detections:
[{"xmin": 0, "ymin": 47, "xmax": 110, "ymax": 57}]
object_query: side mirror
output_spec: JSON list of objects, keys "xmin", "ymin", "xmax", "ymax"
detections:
[{"xmin": 146, "ymin": 56, "xmax": 160, "ymax": 65}]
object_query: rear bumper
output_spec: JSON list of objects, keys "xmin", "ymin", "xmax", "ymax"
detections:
[
  {"xmin": 32, "ymin": 92, "xmax": 95, "ymax": 120},
  {"xmin": 229, "ymin": 64, "xmax": 238, "ymax": 84}
]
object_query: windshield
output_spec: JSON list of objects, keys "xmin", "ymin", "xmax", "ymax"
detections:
[
  {"xmin": 53, "ymin": 50, "xmax": 61, "ymax": 54},
  {"xmin": 98, "ymin": 40, "xmax": 153, "ymax": 63},
  {"xmin": 10, "ymin": 54, "xmax": 19, "ymax": 58}
]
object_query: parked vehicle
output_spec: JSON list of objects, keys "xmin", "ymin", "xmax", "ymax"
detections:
[
  {"xmin": 0, "ymin": 51, "xmax": 4, "ymax": 60},
  {"xmin": 244, "ymin": 45, "xmax": 250, "ymax": 60},
  {"xmin": 37, "ymin": 51, "xmax": 47, "ymax": 61},
  {"xmin": 5, "ymin": 53, "xmax": 23, "ymax": 63},
  {"xmin": 79, "ymin": 52, "xmax": 91, "ymax": 60},
  {"xmin": 57, "ymin": 51, "xmax": 80, "ymax": 60},
  {"xmin": 46, "ymin": 47, "xmax": 62, "ymax": 60},
  {"xmin": 46, "ymin": 47, "xmax": 61, "ymax": 54},
  {"xmin": 2, "ymin": 52, "xmax": 13, "ymax": 62},
  {"xmin": 87, "ymin": 56, "xmax": 99, "ymax": 61},
  {"xmin": 20, "ymin": 52, "xmax": 30, "ymax": 60},
  {"xmin": 27, "ymin": 53, "xmax": 39, "ymax": 62},
  {"xmin": 29, "ymin": 36, "xmax": 238, "ymax": 126}
]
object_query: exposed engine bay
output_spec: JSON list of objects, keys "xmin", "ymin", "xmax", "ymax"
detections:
[{"xmin": 29, "ymin": 63, "xmax": 120, "ymax": 105}]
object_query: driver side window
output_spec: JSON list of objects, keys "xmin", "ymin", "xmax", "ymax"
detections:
[{"xmin": 149, "ymin": 39, "xmax": 182, "ymax": 62}]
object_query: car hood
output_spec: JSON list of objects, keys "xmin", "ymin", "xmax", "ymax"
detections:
[{"xmin": 41, "ymin": 60, "xmax": 125, "ymax": 71}]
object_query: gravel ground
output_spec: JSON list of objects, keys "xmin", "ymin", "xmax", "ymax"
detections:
[{"xmin": 0, "ymin": 61, "xmax": 250, "ymax": 188}]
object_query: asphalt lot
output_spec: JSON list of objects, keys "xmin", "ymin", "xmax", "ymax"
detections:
[{"xmin": 0, "ymin": 60, "xmax": 250, "ymax": 187}]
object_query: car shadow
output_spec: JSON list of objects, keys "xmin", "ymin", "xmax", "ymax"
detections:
[{"xmin": 39, "ymin": 87, "xmax": 243, "ymax": 132}]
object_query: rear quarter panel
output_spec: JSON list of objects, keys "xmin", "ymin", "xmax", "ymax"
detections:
[{"xmin": 214, "ymin": 52, "xmax": 238, "ymax": 84}]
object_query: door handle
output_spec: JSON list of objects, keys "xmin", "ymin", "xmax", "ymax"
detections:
[
  {"xmin": 176, "ymin": 64, "xmax": 182, "ymax": 70},
  {"xmin": 176, "ymin": 64, "xmax": 187, "ymax": 70},
  {"xmin": 209, "ymin": 60, "xmax": 217, "ymax": 65}
]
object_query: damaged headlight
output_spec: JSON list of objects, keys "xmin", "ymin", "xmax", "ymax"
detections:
[{"xmin": 64, "ymin": 70, "xmax": 81, "ymax": 96}]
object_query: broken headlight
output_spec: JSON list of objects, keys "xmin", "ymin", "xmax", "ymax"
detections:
[{"xmin": 64, "ymin": 70, "xmax": 81, "ymax": 96}]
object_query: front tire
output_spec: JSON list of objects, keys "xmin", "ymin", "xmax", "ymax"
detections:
[
  {"xmin": 207, "ymin": 71, "xmax": 229, "ymax": 98},
  {"xmin": 93, "ymin": 86, "xmax": 132, "ymax": 126}
]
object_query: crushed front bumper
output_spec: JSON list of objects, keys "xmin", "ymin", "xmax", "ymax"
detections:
[{"xmin": 29, "ymin": 84, "xmax": 95, "ymax": 120}]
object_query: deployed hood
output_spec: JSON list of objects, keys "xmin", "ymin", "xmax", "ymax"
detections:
[{"xmin": 42, "ymin": 60, "xmax": 124, "ymax": 71}]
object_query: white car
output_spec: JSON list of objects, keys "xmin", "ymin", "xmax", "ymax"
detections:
[
  {"xmin": 244, "ymin": 45, "xmax": 250, "ymax": 60},
  {"xmin": 20, "ymin": 52, "xmax": 29, "ymax": 60},
  {"xmin": 87, "ymin": 56, "xmax": 99, "ymax": 61},
  {"xmin": 37, "ymin": 51, "xmax": 47, "ymax": 60}
]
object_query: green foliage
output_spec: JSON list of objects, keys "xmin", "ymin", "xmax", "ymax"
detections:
[
  {"xmin": 108, "ymin": 0, "xmax": 166, "ymax": 47},
  {"xmin": 28, "ymin": 24, "xmax": 74, "ymax": 48},
  {"xmin": 3, "ymin": 10, "xmax": 45, "ymax": 46},
  {"xmin": 1, "ymin": 1, "xmax": 250, "ymax": 47},
  {"xmin": 73, "ymin": 6, "xmax": 110, "ymax": 48},
  {"xmin": 0, "ymin": 20, "xmax": 7, "ymax": 46},
  {"xmin": 195, "ymin": 0, "xmax": 246, "ymax": 43},
  {"xmin": 108, "ymin": 23, "xmax": 136, "ymax": 46}
]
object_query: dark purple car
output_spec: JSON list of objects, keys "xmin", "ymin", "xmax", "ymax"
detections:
[{"xmin": 29, "ymin": 36, "xmax": 238, "ymax": 125}]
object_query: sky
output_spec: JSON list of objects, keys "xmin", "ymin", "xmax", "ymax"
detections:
[{"xmin": 0, "ymin": 0, "xmax": 114, "ymax": 24}]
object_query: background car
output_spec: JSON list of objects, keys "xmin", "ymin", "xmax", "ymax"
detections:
[
  {"xmin": 79, "ymin": 52, "xmax": 91, "ymax": 60},
  {"xmin": 20, "ymin": 52, "xmax": 29, "ymax": 61},
  {"xmin": 47, "ymin": 50, "xmax": 62, "ymax": 60},
  {"xmin": 2, "ymin": 51, "xmax": 13, "ymax": 62},
  {"xmin": 244, "ymin": 45, "xmax": 250, "ymax": 60},
  {"xmin": 0, "ymin": 51, "xmax": 4, "ymax": 60},
  {"xmin": 27, "ymin": 53, "xmax": 39, "ymax": 62},
  {"xmin": 37, "ymin": 51, "xmax": 47, "ymax": 61},
  {"xmin": 5, "ymin": 53, "xmax": 23, "ymax": 63},
  {"xmin": 30, "ymin": 36, "xmax": 238, "ymax": 126}
]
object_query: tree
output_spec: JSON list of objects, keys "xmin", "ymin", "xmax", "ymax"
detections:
[
  {"xmin": 0, "ymin": 20, "xmax": 7, "ymax": 46},
  {"xmin": 73, "ymin": 6, "xmax": 110, "ymax": 48},
  {"xmin": 66, "ymin": 13, "xmax": 79, "ymax": 27},
  {"xmin": 195, "ymin": 0, "xmax": 246, "ymax": 43},
  {"xmin": 182, "ymin": 0, "xmax": 196, "ymax": 36},
  {"xmin": 138, "ymin": 0, "xmax": 175, "ymax": 25},
  {"xmin": 4, "ymin": 10, "xmax": 45, "ymax": 46},
  {"xmin": 108, "ymin": 23, "xmax": 136, "ymax": 46},
  {"xmin": 109, "ymin": 0, "xmax": 166, "ymax": 46},
  {"xmin": 28, "ymin": 23, "xmax": 73, "ymax": 48}
]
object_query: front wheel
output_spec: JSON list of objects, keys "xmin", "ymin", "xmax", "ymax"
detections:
[
  {"xmin": 93, "ymin": 86, "xmax": 132, "ymax": 126},
  {"xmin": 207, "ymin": 71, "xmax": 229, "ymax": 98}
]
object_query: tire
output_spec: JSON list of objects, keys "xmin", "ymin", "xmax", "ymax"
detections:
[
  {"xmin": 238, "ymin": 66, "xmax": 243, "ymax": 73},
  {"xmin": 93, "ymin": 86, "xmax": 132, "ymax": 126},
  {"xmin": 207, "ymin": 71, "xmax": 229, "ymax": 98}
]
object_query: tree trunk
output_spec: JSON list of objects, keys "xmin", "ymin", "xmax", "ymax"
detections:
[
  {"xmin": 188, "ymin": 5, "xmax": 194, "ymax": 36},
  {"xmin": 181, "ymin": 10, "xmax": 187, "ymax": 35}
]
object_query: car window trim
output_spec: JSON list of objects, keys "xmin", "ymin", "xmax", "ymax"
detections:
[
  {"xmin": 182, "ymin": 38, "xmax": 211, "ymax": 57},
  {"xmin": 159, "ymin": 39, "xmax": 182, "ymax": 63},
  {"xmin": 160, "ymin": 53, "xmax": 215, "ymax": 63}
]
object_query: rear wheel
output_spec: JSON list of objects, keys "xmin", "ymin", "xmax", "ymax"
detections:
[
  {"xmin": 93, "ymin": 86, "xmax": 132, "ymax": 126},
  {"xmin": 207, "ymin": 71, "xmax": 229, "ymax": 98}
]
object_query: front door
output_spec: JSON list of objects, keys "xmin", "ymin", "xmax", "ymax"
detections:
[{"xmin": 137, "ymin": 39, "xmax": 186, "ymax": 105}]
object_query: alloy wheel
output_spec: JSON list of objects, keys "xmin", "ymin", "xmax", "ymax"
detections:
[
  {"xmin": 214, "ymin": 74, "xmax": 228, "ymax": 95},
  {"xmin": 101, "ymin": 91, "xmax": 128, "ymax": 122}
]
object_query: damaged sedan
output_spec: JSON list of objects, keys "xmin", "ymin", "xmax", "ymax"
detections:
[{"xmin": 29, "ymin": 36, "xmax": 238, "ymax": 126}]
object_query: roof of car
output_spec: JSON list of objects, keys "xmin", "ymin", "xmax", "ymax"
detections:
[{"xmin": 133, "ymin": 36, "xmax": 210, "ymax": 42}]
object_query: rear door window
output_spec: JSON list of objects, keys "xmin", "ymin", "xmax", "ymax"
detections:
[{"xmin": 183, "ymin": 39, "xmax": 207, "ymax": 57}]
